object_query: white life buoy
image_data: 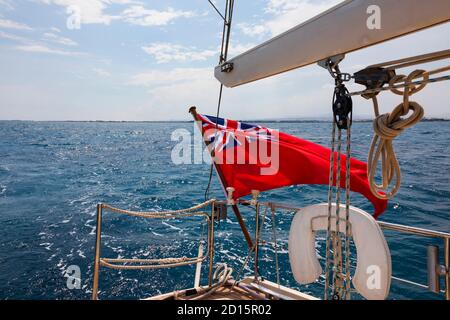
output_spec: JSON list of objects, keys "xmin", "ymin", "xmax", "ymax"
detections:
[{"xmin": 288, "ymin": 203, "xmax": 391, "ymax": 300}]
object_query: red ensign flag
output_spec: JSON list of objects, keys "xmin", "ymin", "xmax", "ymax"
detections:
[{"xmin": 196, "ymin": 113, "xmax": 388, "ymax": 218}]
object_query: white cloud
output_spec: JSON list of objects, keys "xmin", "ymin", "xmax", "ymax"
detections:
[
  {"xmin": 127, "ymin": 67, "xmax": 315, "ymax": 121},
  {"xmin": 43, "ymin": 32, "xmax": 78, "ymax": 46},
  {"xmin": 1, "ymin": 29, "xmax": 80, "ymax": 55},
  {"xmin": 227, "ymin": 42, "xmax": 257, "ymax": 57},
  {"xmin": 122, "ymin": 5, "xmax": 196, "ymax": 26},
  {"xmin": 128, "ymin": 67, "xmax": 219, "ymax": 120},
  {"xmin": 142, "ymin": 43, "xmax": 216, "ymax": 64},
  {"xmin": 36, "ymin": 1, "xmax": 197, "ymax": 27},
  {"xmin": 140, "ymin": 42, "xmax": 256, "ymax": 64},
  {"xmin": 37, "ymin": 0, "xmax": 136, "ymax": 25},
  {"xmin": 130, "ymin": 68, "xmax": 212, "ymax": 88},
  {"xmin": 2, "ymin": 0, "xmax": 449, "ymax": 121},
  {"xmin": 237, "ymin": 23, "xmax": 266, "ymax": 37},
  {"xmin": 0, "ymin": 30, "xmax": 29, "ymax": 42},
  {"xmin": 0, "ymin": 18, "xmax": 33, "ymax": 30},
  {"xmin": 14, "ymin": 44, "xmax": 83, "ymax": 56},
  {"xmin": 238, "ymin": 0, "xmax": 341, "ymax": 38},
  {"xmin": 0, "ymin": 0, "xmax": 14, "ymax": 10},
  {"xmin": 93, "ymin": 67, "xmax": 111, "ymax": 77}
]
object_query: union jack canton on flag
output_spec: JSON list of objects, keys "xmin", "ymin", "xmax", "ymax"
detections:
[{"xmin": 197, "ymin": 114, "xmax": 278, "ymax": 153}]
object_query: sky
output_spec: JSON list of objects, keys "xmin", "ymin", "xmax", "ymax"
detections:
[{"xmin": 0, "ymin": 0, "xmax": 449, "ymax": 121}]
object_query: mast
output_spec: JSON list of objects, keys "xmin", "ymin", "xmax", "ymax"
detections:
[{"xmin": 214, "ymin": 0, "xmax": 450, "ymax": 88}]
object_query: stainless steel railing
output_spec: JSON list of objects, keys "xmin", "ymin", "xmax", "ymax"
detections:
[
  {"xmin": 255, "ymin": 200, "xmax": 450, "ymax": 300},
  {"xmin": 91, "ymin": 199, "xmax": 449, "ymax": 300},
  {"xmin": 92, "ymin": 201, "xmax": 216, "ymax": 300}
]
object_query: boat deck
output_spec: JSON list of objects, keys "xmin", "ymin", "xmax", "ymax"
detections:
[
  {"xmin": 145, "ymin": 278, "xmax": 318, "ymax": 300},
  {"xmin": 180, "ymin": 285, "xmax": 262, "ymax": 300}
]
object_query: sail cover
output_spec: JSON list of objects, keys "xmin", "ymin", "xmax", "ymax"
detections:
[{"xmin": 195, "ymin": 113, "xmax": 388, "ymax": 217}]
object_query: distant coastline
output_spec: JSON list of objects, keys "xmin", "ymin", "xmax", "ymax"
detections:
[{"xmin": 1, "ymin": 118, "xmax": 449, "ymax": 123}]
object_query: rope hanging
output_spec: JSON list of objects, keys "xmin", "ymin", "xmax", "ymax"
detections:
[
  {"xmin": 322, "ymin": 50, "xmax": 450, "ymax": 298},
  {"xmin": 362, "ymin": 50, "xmax": 450, "ymax": 200},
  {"xmin": 367, "ymin": 70, "xmax": 426, "ymax": 199}
]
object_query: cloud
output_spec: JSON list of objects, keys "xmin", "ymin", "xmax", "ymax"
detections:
[
  {"xmin": 237, "ymin": 0, "xmax": 341, "ymax": 38},
  {"xmin": 128, "ymin": 67, "xmax": 220, "ymax": 119},
  {"xmin": 226, "ymin": 42, "xmax": 257, "ymax": 57},
  {"xmin": 3, "ymin": 0, "xmax": 449, "ymax": 121},
  {"xmin": 0, "ymin": 18, "xmax": 33, "ymax": 30},
  {"xmin": 130, "ymin": 68, "xmax": 212, "ymax": 87},
  {"xmin": 0, "ymin": 0, "xmax": 14, "ymax": 10},
  {"xmin": 0, "ymin": 29, "xmax": 80, "ymax": 55},
  {"xmin": 36, "ymin": 1, "xmax": 197, "ymax": 27},
  {"xmin": 237, "ymin": 23, "xmax": 266, "ymax": 37},
  {"xmin": 122, "ymin": 5, "xmax": 196, "ymax": 26},
  {"xmin": 93, "ymin": 67, "xmax": 111, "ymax": 77},
  {"xmin": 127, "ymin": 66, "xmax": 324, "ymax": 121},
  {"xmin": 36, "ymin": 0, "xmax": 136, "ymax": 25},
  {"xmin": 140, "ymin": 42, "xmax": 256, "ymax": 64},
  {"xmin": 43, "ymin": 32, "xmax": 78, "ymax": 46},
  {"xmin": 14, "ymin": 44, "xmax": 83, "ymax": 56},
  {"xmin": 142, "ymin": 43, "xmax": 216, "ymax": 64},
  {"xmin": 0, "ymin": 30, "xmax": 29, "ymax": 43}
]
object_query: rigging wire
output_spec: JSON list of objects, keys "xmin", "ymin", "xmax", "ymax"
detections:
[
  {"xmin": 208, "ymin": 0, "xmax": 226, "ymax": 22},
  {"xmin": 204, "ymin": 0, "xmax": 235, "ymax": 201},
  {"xmin": 324, "ymin": 60, "xmax": 353, "ymax": 300},
  {"xmin": 204, "ymin": 83, "xmax": 224, "ymax": 201}
]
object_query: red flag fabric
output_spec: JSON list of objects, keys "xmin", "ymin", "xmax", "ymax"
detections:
[{"xmin": 196, "ymin": 113, "xmax": 388, "ymax": 218}]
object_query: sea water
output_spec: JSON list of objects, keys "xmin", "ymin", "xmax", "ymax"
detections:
[{"xmin": 0, "ymin": 120, "xmax": 449, "ymax": 300}]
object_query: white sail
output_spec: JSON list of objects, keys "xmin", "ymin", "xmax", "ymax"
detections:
[{"xmin": 214, "ymin": 0, "xmax": 450, "ymax": 87}]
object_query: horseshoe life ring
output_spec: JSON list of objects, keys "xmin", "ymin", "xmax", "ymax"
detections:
[{"xmin": 288, "ymin": 203, "xmax": 391, "ymax": 300}]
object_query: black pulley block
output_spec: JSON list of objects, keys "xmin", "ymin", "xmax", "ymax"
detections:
[{"xmin": 333, "ymin": 84, "xmax": 353, "ymax": 130}]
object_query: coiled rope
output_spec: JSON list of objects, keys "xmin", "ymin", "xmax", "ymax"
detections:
[
  {"xmin": 367, "ymin": 70, "xmax": 426, "ymax": 199},
  {"xmin": 360, "ymin": 50, "xmax": 450, "ymax": 200},
  {"xmin": 186, "ymin": 263, "xmax": 233, "ymax": 300}
]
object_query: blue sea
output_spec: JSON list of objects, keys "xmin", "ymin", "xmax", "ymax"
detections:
[{"xmin": 0, "ymin": 120, "xmax": 449, "ymax": 300}]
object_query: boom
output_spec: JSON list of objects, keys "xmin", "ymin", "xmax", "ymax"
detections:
[{"xmin": 214, "ymin": 0, "xmax": 450, "ymax": 87}]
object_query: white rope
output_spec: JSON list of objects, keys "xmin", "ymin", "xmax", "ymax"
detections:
[
  {"xmin": 98, "ymin": 200, "xmax": 215, "ymax": 270},
  {"xmin": 101, "ymin": 199, "xmax": 215, "ymax": 218},
  {"xmin": 367, "ymin": 70, "xmax": 426, "ymax": 199},
  {"xmin": 355, "ymin": 50, "xmax": 450, "ymax": 200},
  {"xmin": 188, "ymin": 264, "xmax": 233, "ymax": 300},
  {"xmin": 100, "ymin": 256, "xmax": 205, "ymax": 270}
]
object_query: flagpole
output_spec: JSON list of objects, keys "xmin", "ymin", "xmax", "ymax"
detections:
[{"xmin": 189, "ymin": 106, "xmax": 254, "ymax": 249}]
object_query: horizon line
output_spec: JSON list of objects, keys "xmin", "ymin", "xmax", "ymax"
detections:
[{"xmin": 1, "ymin": 117, "xmax": 450, "ymax": 123}]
